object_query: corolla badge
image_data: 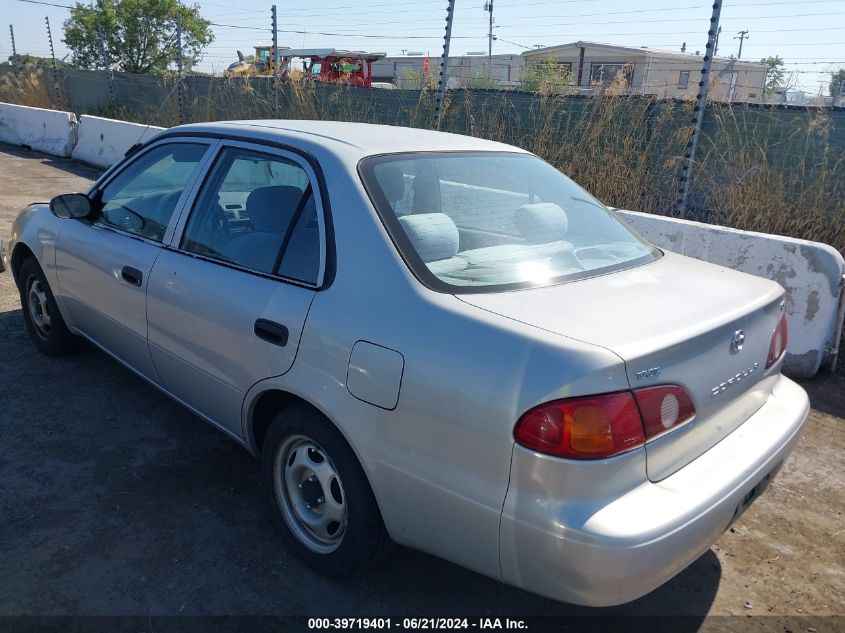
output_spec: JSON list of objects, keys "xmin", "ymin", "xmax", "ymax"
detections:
[
  {"xmin": 731, "ymin": 329, "xmax": 745, "ymax": 352},
  {"xmin": 711, "ymin": 362, "xmax": 759, "ymax": 397}
]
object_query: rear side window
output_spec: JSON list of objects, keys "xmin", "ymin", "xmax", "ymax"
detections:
[
  {"xmin": 97, "ymin": 143, "xmax": 208, "ymax": 242},
  {"xmin": 181, "ymin": 147, "xmax": 321, "ymax": 284}
]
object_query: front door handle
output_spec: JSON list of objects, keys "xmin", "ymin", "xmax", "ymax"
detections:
[
  {"xmin": 254, "ymin": 319, "xmax": 289, "ymax": 347},
  {"xmin": 121, "ymin": 266, "xmax": 143, "ymax": 287}
]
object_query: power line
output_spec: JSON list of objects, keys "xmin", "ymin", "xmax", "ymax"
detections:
[
  {"xmin": 493, "ymin": 11, "xmax": 845, "ymax": 27},
  {"xmin": 208, "ymin": 21, "xmax": 479, "ymax": 39},
  {"xmin": 14, "ymin": 0, "xmax": 72, "ymax": 7},
  {"xmin": 208, "ymin": 23, "xmax": 844, "ymax": 39},
  {"xmin": 493, "ymin": 36, "xmax": 531, "ymax": 50}
]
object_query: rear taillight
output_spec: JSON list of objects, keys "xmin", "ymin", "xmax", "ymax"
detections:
[
  {"xmin": 766, "ymin": 313, "xmax": 789, "ymax": 368},
  {"xmin": 633, "ymin": 385, "xmax": 696, "ymax": 441},
  {"xmin": 514, "ymin": 385, "xmax": 698, "ymax": 459},
  {"xmin": 514, "ymin": 392, "xmax": 645, "ymax": 459}
]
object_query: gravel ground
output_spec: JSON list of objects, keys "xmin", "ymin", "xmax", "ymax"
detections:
[{"xmin": 0, "ymin": 144, "xmax": 842, "ymax": 625}]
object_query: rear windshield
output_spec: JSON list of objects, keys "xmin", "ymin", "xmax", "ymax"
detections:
[{"xmin": 359, "ymin": 152, "xmax": 659, "ymax": 293}]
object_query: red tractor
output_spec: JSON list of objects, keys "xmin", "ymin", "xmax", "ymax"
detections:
[{"xmin": 280, "ymin": 48, "xmax": 385, "ymax": 87}]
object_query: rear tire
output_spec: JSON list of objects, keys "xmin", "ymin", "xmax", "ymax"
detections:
[
  {"xmin": 261, "ymin": 403, "xmax": 392, "ymax": 577},
  {"xmin": 18, "ymin": 256, "xmax": 78, "ymax": 356}
]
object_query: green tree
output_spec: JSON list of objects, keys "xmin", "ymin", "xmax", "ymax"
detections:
[
  {"xmin": 830, "ymin": 68, "xmax": 845, "ymax": 98},
  {"xmin": 760, "ymin": 55, "xmax": 785, "ymax": 97},
  {"xmin": 63, "ymin": 0, "xmax": 212, "ymax": 74},
  {"xmin": 519, "ymin": 58, "xmax": 577, "ymax": 96}
]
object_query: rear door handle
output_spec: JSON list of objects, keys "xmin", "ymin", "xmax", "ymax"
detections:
[
  {"xmin": 121, "ymin": 266, "xmax": 143, "ymax": 287},
  {"xmin": 254, "ymin": 319, "xmax": 289, "ymax": 347}
]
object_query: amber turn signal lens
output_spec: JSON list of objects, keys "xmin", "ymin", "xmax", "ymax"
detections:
[{"xmin": 514, "ymin": 392, "xmax": 645, "ymax": 459}]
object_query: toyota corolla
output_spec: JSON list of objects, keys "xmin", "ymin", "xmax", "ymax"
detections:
[{"xmin": 0, "ymin": 121, "xmax": 809, "ymax": 606}]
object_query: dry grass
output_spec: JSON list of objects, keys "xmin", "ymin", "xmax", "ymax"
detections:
[
  {"xmin": 1, "ymin": 68, "xmax": 843, "ymax": 254},
  {"xmin": 0, "ymin": 69, "xmax": 59, "ymax": 110},
  {"xmin": 694, "ymin": 104, "xmax": 845, "ymax": 252}
]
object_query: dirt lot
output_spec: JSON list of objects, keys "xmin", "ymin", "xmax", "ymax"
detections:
[{"xmin": 0, "ymin": 144, "xmax": 843, "ymax": 625}]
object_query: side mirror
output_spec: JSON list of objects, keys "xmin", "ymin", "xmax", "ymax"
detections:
[{"xmin": 50, "ymin": 193, "xmax": 93, "ymax": 219}]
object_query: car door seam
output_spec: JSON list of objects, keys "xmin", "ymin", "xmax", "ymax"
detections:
[
  {"xmin": 144, "ymin": 245, "xmax": 169, "ymax": 386},
  {"xmin": 497, "ymin": 441, "xmax": 517, "ymax": 582},
  {"xmin": 239, "ymin": 291, "xmax": 319, "ymax": 442}
]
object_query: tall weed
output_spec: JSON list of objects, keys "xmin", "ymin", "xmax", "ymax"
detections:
[{"xmin": 1, "ymin": 68, "xmax": 842, "ymax": 254}]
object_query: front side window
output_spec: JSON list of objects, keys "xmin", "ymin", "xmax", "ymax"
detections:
[
  {"xmin": 360, "ymin": 152, "xmax": 659, "ymax": 293},
  {"xmin": 181, "ymin": 147, "xmax": 321, "ymax": 284},
  {"xmin": 97, "ymin": 143, "xmax": 208, "ymax": 242}
]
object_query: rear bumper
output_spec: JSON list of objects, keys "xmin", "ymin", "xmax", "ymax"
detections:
[{"xmin": 499, "ymin": 374, "xmax": 809, "ymax": 606}]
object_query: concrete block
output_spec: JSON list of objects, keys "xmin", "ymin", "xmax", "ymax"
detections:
[
  {"xmin": 72, "ymin": 115, "xmax": 164, "ymax": 168},
  {"xmin": 0, "ymin": 102, "xmax": 77, "ymax": 156},
  {"xmin": 617, "ymin": 209, "xmax": 845, "ymax": 377}
]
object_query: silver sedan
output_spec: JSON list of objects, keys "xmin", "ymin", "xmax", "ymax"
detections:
[{"xmin": 0, "ymin": 121, "xmax": 809, "ymax": 606}]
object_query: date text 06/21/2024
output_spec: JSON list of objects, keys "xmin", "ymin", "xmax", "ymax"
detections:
[{"xmin": 307, "ymin": 618, "xmax": 528, "ymax": 630}]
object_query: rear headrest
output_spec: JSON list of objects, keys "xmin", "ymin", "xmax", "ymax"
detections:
[
  {"xmin": 399, "ymin": 213, "xmax": 459, "ymax": 263},
  {"xmin": 246, "ymin": 185, "xmax": 305, "ymax": 232},
  {"xmin": 514, "ymin": 203, "xmax": 568, "ymax": 243},
  {"xmin": 376, "ymin": 164, "xmax": 407, "ymax": 204}
]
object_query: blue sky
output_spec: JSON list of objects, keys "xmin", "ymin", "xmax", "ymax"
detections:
[{"xmin": 4, "ymin": 0, "xmax": 845, "ymax": 93}]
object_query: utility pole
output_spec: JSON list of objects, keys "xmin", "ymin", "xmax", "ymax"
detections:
[
  {"xmin": 734, "ymin": 30, "xmax": 749, "ymax": 59},
  {"xmin": 713, "ymin": 26, "xmax": 722, "ymax": 57},
  {"xmin": 485, "ymin": 0, "xmax": 494, "ymax": 81},
  {"xmin": 677, "ymin": 0, "xmax": 723, "ymax": 217},
  {"xmin": 434, "ymin": 0, "xmax": 456, "ymax": 130},
  {"xmin": 176, "ymin": 15, "xmax": 184, "ymax": 124},
  {"xmin": 96, "ymin": 26, "xmax": 116, "ymax": 102},
  {"xmin": 45, "ymin": 16, "xmax": 61, "ymax": 108},
  {"xmin": 272, "ymin": 4, "xmax": 279, "ymax": 118}
]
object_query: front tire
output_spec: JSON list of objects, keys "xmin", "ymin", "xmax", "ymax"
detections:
[
  {"xmin": 261, "ymin": 404, "xmax": 392, "ymax": 577},
  {"xmin": 18, "ymin": 256, "xmax": 78, "ymax": 356}
]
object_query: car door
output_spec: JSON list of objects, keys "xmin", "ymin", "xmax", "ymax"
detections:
[
  {"xmin": 55, "ymin": 139, "xmax": 216, "ymax": 383},
  {"xmin": 146, "ymin": 141, "xmax": 327, "ymax": 440}
]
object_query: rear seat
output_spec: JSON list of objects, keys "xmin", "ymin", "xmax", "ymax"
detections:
[
  {"xmin": 455, "ymin": 203, "xmax": 572, "ymax": 265},
  {"xmin": 397, "ymin": 203, "xmax": 573, "ymax": 279},
  {"xmin": 398, "ymin": 213, "xmax": 468, "ymax": 276}
]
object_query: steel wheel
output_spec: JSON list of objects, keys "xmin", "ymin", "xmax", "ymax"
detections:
[
  {"xmin": 273, "ymin": 434, "xmax": 348, "ymax": 554},
  {"xmin": 27, "ymin": 276, "xmax": 52, "ymax": 340},
  {"xmin": 17, "ymin": 257, "xmax": 78, "ymax": 356}
]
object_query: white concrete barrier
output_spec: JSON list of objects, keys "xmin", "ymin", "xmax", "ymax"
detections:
[
  {"xmin": 0, "ymin": 102, "xmax": 77, "ymax": 156},
  {"xmin": 617, "ymin": 209, "xmax": 845, "ymax": 377},
  {"xmin": 72, "ymin": 115, "xmax": 164, "ymax": 168}
]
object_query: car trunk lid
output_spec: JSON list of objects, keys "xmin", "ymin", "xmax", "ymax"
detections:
[{"xmin": 458, "ymin": 252, "xmax": 786, "ymax": 481}]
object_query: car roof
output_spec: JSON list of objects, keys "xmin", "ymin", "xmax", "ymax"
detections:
[{"xmin": 165, "ymin": 120, "xmax": 529, "ymax": 159}]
